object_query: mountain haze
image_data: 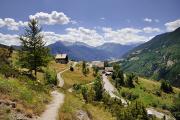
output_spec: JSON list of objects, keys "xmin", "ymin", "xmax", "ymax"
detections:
[{"xmin": 48, "ymin": 41, "xmax": 137, "ymax": 61}]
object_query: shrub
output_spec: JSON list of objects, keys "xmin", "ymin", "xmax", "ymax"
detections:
[
  {"xmin": 125, "ymin": 73, "xmax": 136, "ymax": 88},
  {"xmin": 121, "ymin": 90, "xmax": 139, "ymax": 101},
  {"xmin": 70, "ymin": 66, "xmax": 74, "ymax": 71},
  {"xmin": 82, "ymin": 61, "xmax": 89, "ymax": 76},
  {"xmin": 81, "ymin": 85, "xmax": 88, "ymax": 102},
  {"xmin": 92, "ymin": 66, "xmax": 98, "ymax": 77},
  {"xmin": 93, "ymin": 76, "xmax": 104, "ymax": 101},
  {"xmin": 0, "ymin": 64, "xmax": 18, "ymax": 78},
  {"xmin": 160, "ymin": 80, "xmax": 173, "ymax": 93},
  {"xmin": 73, "ymin": 84, "xmax": 81, "ymax": 91},
  {"xmin": 44, "ymin": 68, "xmax": 57, "ymax": 86},
  {"xmin": 154, "ymin": 90, "xmax": 162, "ymax": 97}
]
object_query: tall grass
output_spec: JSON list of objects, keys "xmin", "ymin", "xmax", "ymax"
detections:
[{"xmin": 0, "ymin": 75, "xmax": 51, "ymax": 115}]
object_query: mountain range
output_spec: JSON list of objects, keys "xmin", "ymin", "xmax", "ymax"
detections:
[
  {"xmin": 121, "ymin": 27, "xmax": 180, "ymax": 87},
  {"xmin": 48, "ymin": 41, "xmax": 137, "ymax": 61}
]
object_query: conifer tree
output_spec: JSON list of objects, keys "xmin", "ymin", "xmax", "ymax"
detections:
[
  {"xmin": 81, "ymin": 85, "xmax": 88, "ymax": 102},
  {"xmin": 19, "ymin": 19, "xmax": 50, "ymax": 79},
  {"xmin": 126, "ymin": 73, "xmax": 137, "ymax": 88},
  {"xmin": 82, "ymin": 61, "xmax": 89, "ymax": 76},
  {"xmin": 93, "ymin": 76, "xmax": 104, "ymax": 101},
  {"xmin": 160, "ymin": 80, "xmax": 173, "ymax": 93},
  {"xmin": 112, "ymin": 64, "xmax": 124, "ymax": 87}
]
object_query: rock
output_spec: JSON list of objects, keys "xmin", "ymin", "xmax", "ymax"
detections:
[
  {"xmin": 75, "ymin": 110, "xmax": 91, "ymax": 120},
  {"xmin": 0, "ymin": 100, "xmax": 6, "ymax": 104},
  {"xmin": 167, "ymin": 60, "xmax": 174, "ymax": 67},
  {"xmin": 11, "ymin": 102, "xmax": 16, "ymax": 108},
  {"xmin": 4, "ymin": 100, "xmax": 10, "ymax": 106}
]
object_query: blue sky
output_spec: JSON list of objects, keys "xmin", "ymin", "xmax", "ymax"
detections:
[{"xmin": 0, "ymin": 0, "xmax": 180, "ymax": 46}]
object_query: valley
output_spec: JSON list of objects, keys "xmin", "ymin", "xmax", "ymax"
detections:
[{"xmin": 0, "ymin": 3, "xmax": 180, "ymax": 119}]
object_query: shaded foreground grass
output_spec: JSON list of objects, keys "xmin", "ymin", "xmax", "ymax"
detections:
[{"xmin": 0, "ymin": 74, "xmax": 51, "ymax": 116}]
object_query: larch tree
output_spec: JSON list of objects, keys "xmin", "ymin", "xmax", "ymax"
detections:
[{"xmin": 19, "ymin": 19, "xmax": 50, "ymax": 79}]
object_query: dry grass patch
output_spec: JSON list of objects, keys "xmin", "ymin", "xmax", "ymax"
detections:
[
  {"xmin": 61, "ymin": 64, "xmax": 94, "ymax": 89},
  {"xmin": 48, "ymin": 61, "xmax": 69, "ymax": 73}
]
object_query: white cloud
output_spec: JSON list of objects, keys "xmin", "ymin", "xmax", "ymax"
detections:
[
  {"xmin": 144, "ymin": 18, "xmax": 152, "ymax": 23},
  {"xmin": 155, "ymin": 19, "xmax": 159, "ymax": 23},
  {"xmin": 29, "ymin": 11, "xmax": 70, "ymax": 25},
  {"xmin": 0, "ymin": 31, "xmax": 61, "ymax": 46},
  {"xmin": 41, "ymin": 27, "xmax": 104, "ymax": 46},
  {"xmin": 100, "ymin": 17, "xmax": 105, "ymax": 20},
  {"xmin": 165, "ymin": 19, "xmax": 180, "ymax": 31},
  {"xmin": 0, "ymin": 18, "xmax": 27, "ymax": 30},
  {"xmin": 41, "ymin": 31, "xmax": 62, "ymax": 45},
  {"xmin": 102, "ymin": 27, "xmax": 149, "ymax": 45},
  {"xmin": 0, "ymin": 33, "xmax": 19, "ymax": 45},
  {"xmin": 144, "ymin": 18, "xmax": 160, "ymax": 23},
  {"xmin": 0, "ymin": 25, "xmax": 159, "ymax": 47},
  {"xmin": 71, "ymin": 20, "xmax": 77, "ymax": 24},
  {"xmin": 143, "ymin": 27, "xmax": 161, "ymax": 33},
  {"xmin": 59, "ymin": 27, "xmax": 104, "ymax": 46},
  {"xmin": 42, "ymin": 27, "xmax": 157, "ymax": 46}
]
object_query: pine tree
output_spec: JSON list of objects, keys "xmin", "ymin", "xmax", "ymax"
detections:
[
  {"xmin": 82, "ymin": 61, "xmax": 89, "ymax": 76},
  {"xmin": 92, "ymin": 66, "xmax": 99, "ymax": 77},
  {"xmin": 81, "ymin": 85, "xmax": 88, "ymax": 102},
  {"xmin": 126, "ymin": 73, "xmax": 135, "ymax": 88},
  {"xmin": 93, "ymin": 76, "xmax": 104, "ymax": 101},
  {"xmin": 112, "ymin": 64, "xmax": 124, "ymax": 87},
  {"xmin": 19, "ymin": 19, "xmax": 50, "ymax": 79},
  {"xmin": 160, "ymin": 80, "xmax": 173, "ymax": 93}
]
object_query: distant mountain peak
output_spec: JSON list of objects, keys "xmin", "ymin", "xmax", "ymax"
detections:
[{"xmin": 48, "ymin": 41, "xmax": 138, "ymax": 61}]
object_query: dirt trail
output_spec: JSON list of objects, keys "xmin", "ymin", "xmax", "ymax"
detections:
[
  {"xmin": 39, "ymin": 62, "xmax": 77, "ymax": 120},
  {"xmin": 146, "ymin": 108, "xmax": 175, "ymax": 120},
  {"xmin": 39, "ymin": 91, "xmax": 64, "ymax": 120},
  {"xmin": 57, "ymin": 62, "xmax": 77, "ymax": 87},
  {"xmin": 102, "ymin": 74, "xmax": 127, "ymax": 105}
]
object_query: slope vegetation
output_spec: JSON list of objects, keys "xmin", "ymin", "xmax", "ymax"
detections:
[{"xmin": 122, "ymin": 27, "xmax": 180, "ymax": 87}]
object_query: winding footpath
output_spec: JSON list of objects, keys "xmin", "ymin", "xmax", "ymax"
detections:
[
  {"xmin": 146, "ymin": 108, "xmax": 175, "ymax": 120},
  {"xmin": 39, "ymin": 62, "xmax": 77, "ymax": 120},
  {"xmin": 102, "ymin": 74, "xmax": 127, "ymax": 105},
  {"xmin": 57, "ymin": 62, "xmax": 77, "ymax": 87},
  {"xmin": 102, "ymin": 74, "xmax": 175, "ymax": 120},
  {"xmin": 38, "ymin": 91, "xmax": 64, "ymax": 120}
]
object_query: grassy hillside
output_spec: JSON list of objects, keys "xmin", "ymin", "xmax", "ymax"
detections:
[
  {"xmin": 121, "ymin": 78, "xmax": 180, "ymax": 108},
  {"xmin": 0, "ymin": 74, "xmax": 51, "ymax": 116},
  {"xmin": 0, "ymin": 48, "xmax": 58, "ymax": 118},
  {"xmin": 61, "ymin": 63, "xmax": 94, "ymax": 89},
  {"xmin": 59, "ymin": 63, "xmax": 115, "ymax": 120},
  {"xmin": 122, "ymin": 27, "xmax": 180, "ymax": 87},
  {"xmin": 109, "ymin": 76, "xmax": 180, "ymax": 115}
]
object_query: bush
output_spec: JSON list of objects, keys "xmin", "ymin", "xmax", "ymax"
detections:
[
  {"xmin": 81, "ymin": 85, "xmax": 88, "ymax": 102},
  {"xmin": 70, "ymin": 66, "xmax": 74, "ymax": 71},
  {"xmin": 121, "ymin": 90, "xmax": 139, "ymax": 101},
  {"xmin": 154, "ymin": 90, "xmax": 162, "ymax": 97},
  {"xmin": 44, "ymin": 68, "xmax": 57, "ymax": 86},
  {"xmin": 73, "ymin": 84, "xmax": 81, "ymax": 91},
  {"xmin": 125, "ymin": 73, "xmax": 136, "ymax": 88},
  {"xmin": 93, "ymin": 76, "xmax": 104, "ymax": 101},
  {"xmin": 0, "ymin": 64, "xmax": 18, "ymax": 78},
  {"xmin": 160, "ymin": 80, "xmax": 173, "ymax": 93}
]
